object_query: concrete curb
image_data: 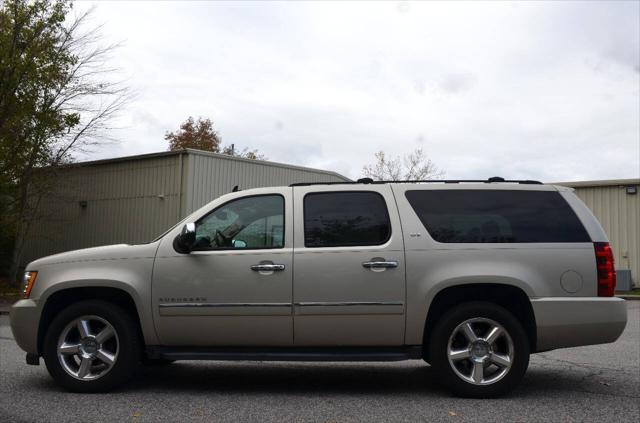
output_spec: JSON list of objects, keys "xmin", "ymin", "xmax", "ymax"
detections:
[{"xmin": 0, "ymin": 307, "xmax": 10, "ymax": 315}]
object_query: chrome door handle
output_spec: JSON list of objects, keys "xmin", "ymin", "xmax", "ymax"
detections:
[
  {"xmin": 362, "ymin": 260, "xmax": 399, "ymax": 269},
  {"xmin": 250, "ymin": 264, "xmax": 286, "ymax": 271}
]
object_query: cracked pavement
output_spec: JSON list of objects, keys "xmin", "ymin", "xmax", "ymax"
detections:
[{"xmin": 1, "ymin": 302, "xmax": 638, "ymax": 422}]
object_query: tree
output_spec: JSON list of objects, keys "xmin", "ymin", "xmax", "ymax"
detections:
[
  {"xmin": 0, "ymin": 0, "xmax": 130, "ymax": 283},
  {"xmin": 221, "ymin": 144, "xmax": 266, "ymax": 160},
  {"xmin": 362, "ymin": 148, "xmax": 444, "ymax": 181},
  {"xmin": 164, "ymin": 116, "xmax": 221, "ymax": 152},
  {"xmin": 166, "ymin": 116, "xmax": 265, "ymax": 160}
]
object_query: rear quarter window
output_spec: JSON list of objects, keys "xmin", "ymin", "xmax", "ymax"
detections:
[{"xmin": 405, "ymin": 190, "xmax": 590, "ymax": 243}]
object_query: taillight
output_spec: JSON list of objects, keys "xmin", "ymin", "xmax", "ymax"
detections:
[{"xmin": 594, "ymin": 242, "xmax": 616, "ymax": 297}]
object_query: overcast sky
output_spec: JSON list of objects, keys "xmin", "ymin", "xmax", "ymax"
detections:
[{"xmin": 77, "ymin": 0, "xmax": 639, "ymax": 182}]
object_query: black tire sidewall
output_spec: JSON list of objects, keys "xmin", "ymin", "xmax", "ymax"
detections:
[
  {"xmin": 43, "ymin": 300, "xmax": 141, "ymax": 393},
  {"xmin": 428, "ymin": 301, "xmax": 530, "ymax": 398}
]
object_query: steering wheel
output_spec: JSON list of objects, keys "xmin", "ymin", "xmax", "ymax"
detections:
[
  {"xmin": 214, "ymin": 229, "xmax": 232, "ymax": 247},
  {"xmin": 193, "ymin": 236, "xmax": 211, "ymax": 250}
]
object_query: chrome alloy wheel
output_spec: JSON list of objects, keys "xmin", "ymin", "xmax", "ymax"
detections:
[
  {"xmin": 57, "ymin": 315, "xmax": 119, "ymax": 381},
  {"xmin": 447, "ymin": 317, "xmax": 514, "ymax": 386}
]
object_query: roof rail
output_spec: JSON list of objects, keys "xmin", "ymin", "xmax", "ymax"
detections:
[{"xmin": 290, "ymin": 177, "xmax": 543, "ymax": 187}]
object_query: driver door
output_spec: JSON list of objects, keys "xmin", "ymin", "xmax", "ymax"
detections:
[{"xmin": 152, "ymin": 189, "xmax": 293, "ymax": 346}]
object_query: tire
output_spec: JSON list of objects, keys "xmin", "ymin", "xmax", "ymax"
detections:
[
  {"xmin": 428, "ymin": 301, "xmax": 530, "ymax": 398},
  {"xmin": 43, "ymin": 300, "xmax": 142, "ymax": 393}
]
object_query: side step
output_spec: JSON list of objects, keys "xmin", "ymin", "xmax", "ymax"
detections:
[{"xmin": 146, "ymin": 346, "xmax": 423, "ymax": 362}]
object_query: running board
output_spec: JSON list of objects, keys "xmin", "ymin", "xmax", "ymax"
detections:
[{"xmin": 146, "ymin": 346, "xmax": 423, "ymax": 362}]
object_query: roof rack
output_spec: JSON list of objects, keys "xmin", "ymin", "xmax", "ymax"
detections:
[{"xmin": 290, "ymin": 176, "xmax": 543, "ymax": 187}]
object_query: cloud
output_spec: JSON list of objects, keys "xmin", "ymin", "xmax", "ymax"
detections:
[
  {"xmin": 76, "ymin": 1, "xmax": 639, "ymax": 182},
  {"xmin": 439, "ymin": 73, "xmax": 477, "ymax": 94}
]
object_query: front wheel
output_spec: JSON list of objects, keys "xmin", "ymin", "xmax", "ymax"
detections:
[
  {"xmin": 43, "ymin": 300, "xmax": 141, "ymax": 392},
  {"xmin": 428, "ymin": 301, "xmax": 530, "ymax": 398}
]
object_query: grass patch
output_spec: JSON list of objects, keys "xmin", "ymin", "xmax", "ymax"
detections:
[{"xmin": 617, "ymin": 287, "xmax": 640, "ymax": 295}]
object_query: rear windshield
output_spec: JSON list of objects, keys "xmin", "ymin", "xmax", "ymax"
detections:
[{"xmin": 405, "ymin": 190, "xmax": 590, "ymax": 243}]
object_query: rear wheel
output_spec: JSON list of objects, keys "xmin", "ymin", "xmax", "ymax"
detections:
[
  {"xmin": 43, "ymin": 300, "xmax": 141, "ymax": 392},
  {"xmin": 428, "ymin": 301, "xmax": 529, "ymax": 398}
]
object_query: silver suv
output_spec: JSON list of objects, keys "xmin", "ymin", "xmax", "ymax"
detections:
[{"xmin": 10, "ymin": 178, "xmax": 627, "ymax": 397}]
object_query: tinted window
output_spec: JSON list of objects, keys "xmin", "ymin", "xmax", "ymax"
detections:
[
  {"xmin": 304, "ymin": 192, "xmax": 391, "ymax": 247},
  {"xmin": 194, "ymin": 195, "xmax": 284, "ymax": 250},
  {"xmin": 405, "ymin": 190, "xmax": 590, "ymax": 243}
]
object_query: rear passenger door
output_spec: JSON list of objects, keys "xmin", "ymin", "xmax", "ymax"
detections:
[{"xmin": 292, "ymin": 185, "xmax": 406, "ymax": 346}]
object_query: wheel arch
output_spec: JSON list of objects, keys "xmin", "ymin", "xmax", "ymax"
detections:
[
  {"xmin": 422, "ymin": 283, "xmax": 537, "ymax": 362},
  {"xmin": 37, "ymin": 285, "xmax": 147, "ymax": 356}
]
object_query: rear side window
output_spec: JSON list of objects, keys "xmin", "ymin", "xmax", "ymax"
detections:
[
  {"xmin": 304, "ymin": 192, "xmax": 391, "ymax": 247},
  {"xmin": 405, "ymin": 190, "xmax": 590, "ymax": 243}
]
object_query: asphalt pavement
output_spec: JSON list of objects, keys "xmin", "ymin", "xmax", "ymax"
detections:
[{"xmin": 1, "ymin": 302, "xmax": 638, "ymax": 423}]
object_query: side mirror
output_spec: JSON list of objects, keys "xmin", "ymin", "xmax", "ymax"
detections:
[{"xmin": 173, "ymin": 222, "xmax": 196, "ymax": 254}]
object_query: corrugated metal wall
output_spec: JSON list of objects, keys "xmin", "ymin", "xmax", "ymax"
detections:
[
  {"xmin": 573, "ymin": 184, "xmax": 639, "ymax": 286},
  {"xmin": 185, "ymin": 151, "xmax": 348, "ymax": 212},
  {"xmin": 21, "ymin": 154, "xmax": 183, "ymax": 265},
  {"xmin": 20, "ymin": 150, "xmax": 348, "ymax": 265}
]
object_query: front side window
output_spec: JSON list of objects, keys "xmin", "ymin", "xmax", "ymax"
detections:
[
  {"xmin": 304, "ymin": 191, "xmax": 391, "ymax": 247},
  {"xmin": 194, "ymin": 195, "xmax": 284, "ymax": 250},
  {"xmin": 405, "ymin": 190, "xmax": 590, "ymax": 243}
]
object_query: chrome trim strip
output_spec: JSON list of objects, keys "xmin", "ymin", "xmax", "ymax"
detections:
[
  {"xmin": 294, "ymin": 301, "xmax": 404, "ymax": 307},
  {"xmin": 159, "ymin": 302, "xmax": 291, "ymax": 308},
  {"xmin": 159, "ymin": 301, "xmax": 404, "ymax": 308}
]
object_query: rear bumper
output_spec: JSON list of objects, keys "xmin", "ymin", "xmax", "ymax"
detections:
[
  {"xmin": 9, "ymin": 299, "xmax": 41, "ymax": 355},
  {"xmin": 531, "ymin": 297, "xmax": 627, "ymax": 352}
]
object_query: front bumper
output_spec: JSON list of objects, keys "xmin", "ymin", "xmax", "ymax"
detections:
[
  {"xmin": 531, "ymin": 297, "xmax": 627, "ymax": 352},
  {"xmin": 9, "ymin": 299, "xmax": 41, "ymax": 355}
]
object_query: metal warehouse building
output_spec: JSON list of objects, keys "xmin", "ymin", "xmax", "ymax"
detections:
[
  {"xmin": 21, "ymin": 149, "xmax": 349, "ymax": 266},
  {"xmin": 557, "ymin": 179, "xmax": 639, "ymax": 289}
]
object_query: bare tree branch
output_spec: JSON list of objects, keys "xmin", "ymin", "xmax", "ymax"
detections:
[{"xmin": 362, "ymin": 148, "xmax": 444, "ymax": 181}]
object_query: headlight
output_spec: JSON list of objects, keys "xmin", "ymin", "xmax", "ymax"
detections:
[{"xmin": 21, "ymin": 271, "xmax": 38, "ymax": 299}]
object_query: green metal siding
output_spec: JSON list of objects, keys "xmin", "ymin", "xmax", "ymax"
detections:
[
  {"xmin": 185, "ymin": 151, "xmax": 349, "ymax": 213},
  {"xmin": 572, "ymin": 184, "xmax": 639, "ymax": 287},
  {"xmin": 21, "ymin": 154, "xmax": 183, "ymax": 265}
]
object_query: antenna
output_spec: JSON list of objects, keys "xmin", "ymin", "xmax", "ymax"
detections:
[
  {"xmin": 356, "ymin": 177, "xmax": 374, "ymax": 184},
  {"xmin": 487, "ymin": 176, "xmax": 506, "ymax": 182}
]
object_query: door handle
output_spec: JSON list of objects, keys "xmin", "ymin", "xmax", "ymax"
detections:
[
  {"xmin": 250, "ymin": 263, "xmax": 286, "ymax": 272},
  {"xmin": 362, "ymin": 260, "xmax": 399, "ymax": 269}
]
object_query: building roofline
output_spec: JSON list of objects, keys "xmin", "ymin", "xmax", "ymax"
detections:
[
  {"xmin": 183, "ymin": 149, "xmax": 350, "ymax": 180},
  {"xmin": 61, "ymin": 149, "xmax": 351, "ymax": 181},
  {"xmin": 552, "ymin": 178, "xmax": 640, "ymax": 188}
]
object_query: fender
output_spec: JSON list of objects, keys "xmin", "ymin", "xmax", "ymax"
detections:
[
  {"xmin": 35, "ymin": 262, "xmax": 159, "ymax": 347},
  {"xmin": 406, "ymin": 275, "xmax": 535, "ymax": 345}
]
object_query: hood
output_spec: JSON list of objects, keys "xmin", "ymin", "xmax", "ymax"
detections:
[{"xmin": 27, "ymin": 242, "xmax": 159, "ymax": 268}]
